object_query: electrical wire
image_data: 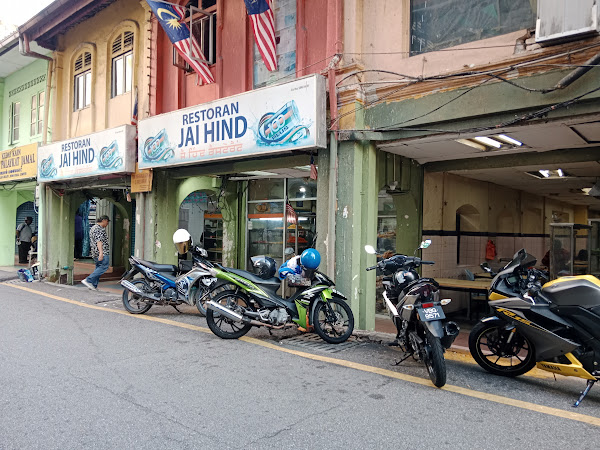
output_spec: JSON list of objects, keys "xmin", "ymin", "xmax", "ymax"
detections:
[
  {"xmin": 331, "ymin": 42, "xmax": 600, "ymax": 130},
  {"xmin": 342, "ymin": 84, "xmax": 600, "ymax": 138}
]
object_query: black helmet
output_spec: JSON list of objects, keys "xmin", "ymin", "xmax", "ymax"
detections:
[
  {"xmin": 251, "ymin": 255, "xmax": 277, "ymax": 279},
  {"xmin": 395, "ymin": 270, "xmax": 417, "ymax": 288}
]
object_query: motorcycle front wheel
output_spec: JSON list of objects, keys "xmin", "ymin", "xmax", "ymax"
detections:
[
  {"xmin": 469, "ymin": 321, "xmax": 536, "ymax": 377},
  {"xmin": 313, "ymin": 298, "xmax": 354, "ymax": 344},
  {"xmin": 206, "ymin": 290, "xmax": 253, "ymax": 339},
  {"xmin": 423, "ymin": 329, "xmax": 447, "ymax": 388},
  {"xmin": 122, "ymin": 279, "xmax": 153, "ymax": 314}
]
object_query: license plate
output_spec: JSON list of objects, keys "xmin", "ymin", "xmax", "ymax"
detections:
[{"xmin": 417, "ymin": 305, "xmax": 446, "ymax": 321}]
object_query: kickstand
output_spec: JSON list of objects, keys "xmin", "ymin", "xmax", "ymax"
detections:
[
  {"xmin": 573, "ymin": 380, "xmax": 595, "ymax": 407},
  {"xmin": 392, "ymin": 353, "xmax": 411, "ymax": 366},
  {"xmin": 172, "ymin": 305, "xmax": 182, "ymax": 313}
]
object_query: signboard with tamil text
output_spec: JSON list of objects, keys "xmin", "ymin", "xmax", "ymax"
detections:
[
  {"xmin": 0, "ymin": 143, "xmax": 38, "ymax": 182},
  {"xmin": 38, "ymin": 125, "xmax": 136, "ymax": 182},
  {"xmin": 137, "ymin": 74, "xmax": 326, "ymax": 169}
]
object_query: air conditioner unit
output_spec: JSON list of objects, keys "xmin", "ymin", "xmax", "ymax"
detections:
[{"xmin": 536, "ymin": 0, "xmax": 600, "ymax": 45}]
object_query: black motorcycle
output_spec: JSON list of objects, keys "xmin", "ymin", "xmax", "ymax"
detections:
[
  {"xmin": 469, "ymin": 249, "xmax": 600, "ymax": 406},
  {"xmin": 365, "ymin": 240, "xmax": 459, "ymax": 387}
]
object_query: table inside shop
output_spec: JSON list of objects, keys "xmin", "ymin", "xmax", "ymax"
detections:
[{"xmin": 435, "ymin": 278, "xmax": 492, "ymax": 320}]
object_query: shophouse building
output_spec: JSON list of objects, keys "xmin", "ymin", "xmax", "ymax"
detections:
[
  {"xmin": 0, "ymin": 32, "xmax": 51, "ymax": 266},
  {"xmin": 19, "ymin": 0, "xmax": 151, "ymax": 282}
]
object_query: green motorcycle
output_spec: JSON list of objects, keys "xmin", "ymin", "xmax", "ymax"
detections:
[{"xmin": 204, "ymin": 253, "xmax": 354, "ymax": 344}]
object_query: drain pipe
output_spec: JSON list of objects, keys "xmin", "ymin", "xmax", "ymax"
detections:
[
  {"xmin": 326, "ymin": 0, "xmax": 342, "ymax": 279},
  {"xmin": 554, "ymin": 52, "xmax": 600, "ymax": 90},
  {"xmin": 19, "ymin": 32, "xmax": 54, "ymax": 274}
]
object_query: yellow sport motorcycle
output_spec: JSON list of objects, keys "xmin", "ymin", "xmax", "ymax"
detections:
[{"xmin": 469, "ymin": 249, "xmax": 600, "ymax": 407}]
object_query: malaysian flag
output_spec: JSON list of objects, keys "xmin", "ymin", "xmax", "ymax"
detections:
[
  {"xmin": 146, "ymin": 0, "xmax": 215, "ymax": 84},
  {"xmin": 286, "ymin": 199, "xmax": 297, "ymax": 224},
  {"xmin": 310, "ymin": 155, "xmax": 318, "ymax": 180},
  {"xmin": 244, "ymin": 0, "xmax": 277, "ymax": 72}
]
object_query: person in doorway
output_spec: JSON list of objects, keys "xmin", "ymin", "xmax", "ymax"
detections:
[
  {"xmin": 73, "ymin": 211, "xmax": 83, "ymax": 260},
  {"xmin": 81, "ymin": 215, "xmax": 110, "ymax": 290},
  {"xmin": 542, "ymin": 239, "xmax": 570, "ymax": 273},
  {"xmin": 16, "ymin": 216, "xmax": 34, "ymax": 264},
  {"xmin": 74, "ymin": 212, "xmax": 84, "ymax": 260}
]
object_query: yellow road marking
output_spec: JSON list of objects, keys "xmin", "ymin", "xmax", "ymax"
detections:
[
  {"xmin": 443, "ymin": 349, "xmax": 554, "ymax": 379},
  {"xmin": 5, "ymin": 282, "xmax": 600, "ymax": 427}
]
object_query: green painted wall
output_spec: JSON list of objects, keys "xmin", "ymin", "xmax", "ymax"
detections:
[
  {"xmin": 1, "ymin": 57, "xmax": 50, "ymax": 267},
  {"xmin": 0, "ymin": 183, "xmax": 36, "ymax": 266},
  {"xmin": 1, "ymin": 58, "xmax": 50, "ymax": 147},
  {"xmin": 362, "ymin": 68, "xmax": 600, "ymax": 142}
]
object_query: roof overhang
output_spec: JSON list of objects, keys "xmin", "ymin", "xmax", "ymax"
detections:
[{"xmin": 18, "ymin": 0, "xmax": 117, "ymax": 50}]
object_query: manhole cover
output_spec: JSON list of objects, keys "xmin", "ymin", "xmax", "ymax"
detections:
[{"xmin": 281, "ymin": 333, "xmax": 363, "ymax": 353}]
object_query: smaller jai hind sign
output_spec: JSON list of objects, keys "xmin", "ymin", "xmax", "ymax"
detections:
[
  {"xmin": 0, "ymin": 143, "xmax": 38, "ymax": 182},
  {"xmin": 37, "ymin": 125, "xmax": 136, "ymax": 182}
]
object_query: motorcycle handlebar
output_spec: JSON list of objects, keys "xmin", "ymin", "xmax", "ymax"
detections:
[
  {"xmin": 366, "ymin": 265, "xmax": 377, "ymax": 271},
  {"xmin": 421, "ymin": 260, "xmax": 435, "ymax": 265}
]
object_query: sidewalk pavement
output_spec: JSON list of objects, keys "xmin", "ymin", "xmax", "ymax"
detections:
[{"xmin": 0, "ymin": 266, "xmax": 473, "ymax": 354}]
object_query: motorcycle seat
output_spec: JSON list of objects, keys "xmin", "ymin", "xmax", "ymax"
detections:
[
  {"xmin": 137, "ymin": 259, "xmax": 178, "ymax": 274},
  {"xmin": 225, "ymin": 267, "xmax": 281, "ymax": 286},
  {"xmin": 542, "ymin": 276, "xmax": 600, "ymax": 308}
]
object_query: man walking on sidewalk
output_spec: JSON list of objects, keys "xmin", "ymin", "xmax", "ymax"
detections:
[{"xmin": 81, "ymin": 215, "xmax": 110, "ymax": 290}]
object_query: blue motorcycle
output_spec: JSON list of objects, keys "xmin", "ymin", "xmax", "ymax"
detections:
[{"xmin": 120, "ymin": 230, "xmax": 216, "ymax": 315}]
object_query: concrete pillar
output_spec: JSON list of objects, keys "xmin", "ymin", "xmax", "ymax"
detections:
[
  {"xmin": 335, "ymin": 139, "xmax": 378, "ymax": 331},
  {"xmin": 43, "ymin": 187, "xmax": 75, "ymax": 282},
  {"xmin": 0, "ymin": 192, "xmax": 19, "ymax": 266}
]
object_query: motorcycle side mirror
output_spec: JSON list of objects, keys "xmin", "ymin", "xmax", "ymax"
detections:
[
  {"xmin": 480, "ymin": 262, "xmax": 492, "ymax": 273},
  {"xmin": 193, "ymin": 245, "xmax": 208, "ymax": 257},
  {"xmin": 284, "ymin": 247, "xmax": 295, "ymax": 256},
  {"xmin": 419, "ymin": 239, "xmax": 432, "ymax": 249},
  {"xmin": 364, "ymin": 244, "xmax": 377, "ymax": 255}
]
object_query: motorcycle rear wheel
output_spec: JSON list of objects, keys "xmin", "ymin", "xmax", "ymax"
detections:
[
  {"xmin": 469, "ymin": 321, "xmax": 536, "ymax": 377},
  {"xmin": 206, "ymin": 290, "xmax": 253, "ymax": 339},
  {"xmin": 122, "ymin": 279, "xmax": 153, "ymax": 314},
  {"xmin": 423, "ymin": 329, "xmax": 447, "ymax": 388},
  {"xmin": 313, "ymin": 298, "xmax": 354, "ymax": 344}
]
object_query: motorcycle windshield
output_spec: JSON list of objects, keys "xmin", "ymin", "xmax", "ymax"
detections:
[{"xmin": 496, "ymin": 249, "xmax": 537, "ymax": 278}]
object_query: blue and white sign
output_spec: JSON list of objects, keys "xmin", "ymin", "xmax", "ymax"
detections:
[
  {"xmin": 38, "ymin": 125, "xmax": 136, "ymax": 182},
  {"xmin": 138, "ymin": 74, "xmax": 326, "ymax": 169}
]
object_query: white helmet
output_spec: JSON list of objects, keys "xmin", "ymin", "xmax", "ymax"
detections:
[{"xmin": 173, "ymin": 229, "xmax": 192, "ymax": 255}]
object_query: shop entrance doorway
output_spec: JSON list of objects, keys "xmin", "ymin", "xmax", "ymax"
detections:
[
  {"xmin": 178, "ymin": 191, "xmax": 222, "ymax": 264},
  {"xmin": 15, "ymin": 201, "xmax": 38, "ymax": 265}
]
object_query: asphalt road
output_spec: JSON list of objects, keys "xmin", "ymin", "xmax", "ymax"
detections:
[{"xmin": 1, "ymin": 280, "xmax": 599, "ymax": 449}]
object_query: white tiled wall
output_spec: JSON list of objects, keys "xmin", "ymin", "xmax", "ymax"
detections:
[{"xmin": 421, "ymin": 234, "xmax": 549, "ymax": 278}]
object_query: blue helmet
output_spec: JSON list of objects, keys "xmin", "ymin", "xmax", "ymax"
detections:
[{"xmin": 300, "ymin": 248, "xmax": 321, "ymax": 270}]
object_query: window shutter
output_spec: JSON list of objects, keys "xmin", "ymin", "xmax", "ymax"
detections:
[
  {"xmin": 123, "ymin": 31, "xmax": 134, "ymax": 49},
  {"xmin": 75, "ymin": 54, "xmax": 83, "ymax": 71}
]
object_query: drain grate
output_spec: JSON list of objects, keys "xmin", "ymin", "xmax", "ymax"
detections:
[{"xmin": 281, "ymin": 333, "xmax": 364, "ymax": 353}]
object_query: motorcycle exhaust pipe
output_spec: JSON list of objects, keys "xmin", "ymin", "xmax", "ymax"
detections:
[
  {"xmin": 441, "ymin": 321, "xmax": 460, "ymax": 349},
  {"xmin": 206, "ymin": 300, "xmax": 245, "ymax": 322},
  {"xmin": 121, "ymin": 279, "xmax": 146, "ymax": 296},
  {"xmin": 205, "ymin": 301, "xmax": 292, "ymax": 329},
  {"xmin": 121, "ymin": 279, "xmax": 161, "ymax": 302}
]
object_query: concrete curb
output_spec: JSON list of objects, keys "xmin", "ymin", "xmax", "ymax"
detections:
[{"xmin": 353, "ymin": 329, "xmax": 472, "ymax": 355}]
